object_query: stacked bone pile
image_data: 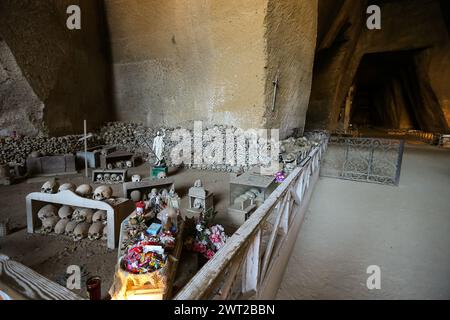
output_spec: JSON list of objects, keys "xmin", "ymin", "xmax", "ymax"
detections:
[
  {"xmin": 105, "ymin": 160, "xmax": 133, "ymax": 171},
  {"xmin": 1, "ymin": 122, "xmax": 321, "ymax": 173},
  {"xmin": 233, "ymin": 188, "xmax": 265, "ymax": 210},
  {"xmin": 280, "ymin": 136, "xmax": 317, "ymax": 175},
  {"xmin": 37, "ymin": 181, "xmax": 114, "ymax": 242},
  {"xmin": 100, "ymin": 122, "xmax": 266, "ymax": 172},
  {"xmin": 38, "ymin": 204, "xmax": 108, "ymax": 242},
  {"xmin": 99, "ymin": 122, "xmax": 154, "ymax": 160},
  {"xmin": 99, "ymin": 122, "xmax": 319, "ymax": 173},
  {"xmin": 0, "ymin": 135, "xmax": 103, "ymax": 166},
  {"xmin": 95, "ymin": 172, "xmax": 125, "ymax": 184}
]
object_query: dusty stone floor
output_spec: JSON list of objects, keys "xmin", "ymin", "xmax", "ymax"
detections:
[
  {"xmin": 277, "ymin": 144, "xmax": 450, "ymax": 299},
  {"xmin": 0, "ymin": 163, "xmax": 237, "ymax": 299}
]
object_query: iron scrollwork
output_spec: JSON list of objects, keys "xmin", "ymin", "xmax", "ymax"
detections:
[{"xmin": 320, "ymin": 136, "xmax": 404, "ymax": 186}]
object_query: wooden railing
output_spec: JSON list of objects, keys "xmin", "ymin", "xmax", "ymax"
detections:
[{"xmin": 174, "ymin": 135, "xmax": 329, "ymax": 300}]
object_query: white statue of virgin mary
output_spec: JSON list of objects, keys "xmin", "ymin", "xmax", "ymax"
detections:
[{"xmin": 152, "ymin": 130, "xmax": 165, "ymax": 166}]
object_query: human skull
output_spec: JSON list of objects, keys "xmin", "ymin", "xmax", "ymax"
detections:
[
  {"xmin": 130, "ymin": 190, "xmax": 142, "ymax": 202},
  {"xmin": 54, "ymin": 219, "xmax": 70, "ymax": 234},
  {"xmin": 92, "ymin": 210, "xmax": 107, "ymax": 223},
  {"xmin": 125, "ymin": 161, "xmax": 133, "ymax": 168},
  {"xmin": 41, "ymin": 180, "xmax": 59, "ymax": 194},
  {"xmin": 58, "ymin": 183, "xmax": 76, "ymax": 193},
  {"xmin": 41, "ymin": 216, "xmax": 60, "ymax": 234},
  {"xmin": 73, "ymin": 208, "xmax": 94, "ymax": 223},
  {"xmin": 64, "ymin": 220, "xmax": 79, "ymax": 236},
  {"xmin": 73, "ymin": 222, "xmax": 90, "ymax": 241},
  {"xmin": 37, "ymin": 204, "xmax": 58, "ymax": 221},
  {"xmin": 193, "ymin": 198, "xmax": 203, "ymax": 209},
  {"xmin": 103, "ymin": 173, "xmax": 111, "ymax": 181},
  {"xmin": 88, "ymin": 222, "xmax": 105, "ymax": 241},
  {"xmin": 58, "ymin": 205, "xmax": 73, "ymax": 220},
  {"xmin": 102, "ymin": 224, "xmax": 108, "ymax": 240},
  {"xmin": 93, "ymin": 185, "xmax": 113, "ymax": 201},
  {"xmin": 107, "ymin": 163, "xmax": 113, "ymax": 170},
  {"xmin": 285, "ymin": 162, "xmax": 296, "ymax": 173},
  {"xmin": 284, "ymin": 153, "xmax": 296, "ymax": 163},
  {"xmin": 245, "ymin": 191, "xmax": 257, "ymax": 200},
  {"xmin": 110, "ymin": 174, "xmax": 118, "ymax": 182},
  {"xmin": 96, "ymin": 174, "xmax": 104, "ymax": 182},
  {"xmin": 131, "ymin": 174, "xmax": 141, "ymax": 182},
  {"xmin": 75, "ymin": 184, "xmax": 92, "ymax": 198},
  {"xmin": 117, "ymin": 174, "xmax": 124, "ymax": 182},
  {"xmin": 157, "ymin": 172, "xmax": 167, "ymax": 179},
  {"xmin": 115, "ymin": 161, "xmax": 123, "ymax": 169},
  {"xmin": 30, "ymin": 151, "xmax": 41, "ymax": 158}
]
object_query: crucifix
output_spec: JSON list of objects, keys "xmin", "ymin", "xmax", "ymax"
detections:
[
  {"xmin": 78, "ymin": 120, "xmax": 93, "ymax": 177},
  {"xmin": 271, "ymin": 71, "xmax": 280, "ymax": 112}
]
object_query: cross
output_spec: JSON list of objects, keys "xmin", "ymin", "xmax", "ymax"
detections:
[
  {"xmin": 271, "ymin": 71, "xmax": 280, "ymax": 112},
  {"xmin": 78, "ymin": 120, "xmax": 93, "ymax": 177}
]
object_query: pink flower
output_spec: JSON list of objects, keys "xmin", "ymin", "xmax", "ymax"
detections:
[
  {"xmin": 209, "ymin": 233, "xmax": 221, "ymax": 244},
  {"xmin": 193, "ymin": 242, "xmax": 207, "ymax": 253},
  {"xmin": 205, "ymin": 249, "xmax": 215, "ymax": 260}
]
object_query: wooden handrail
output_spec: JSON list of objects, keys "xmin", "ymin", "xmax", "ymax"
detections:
[{"xmin": 174, "ymin": 135, "xmax": 328, "ymax": 300}]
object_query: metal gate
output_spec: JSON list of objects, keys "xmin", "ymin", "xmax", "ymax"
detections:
[{"xmin": 320, "ymin": 136, "xmax": 404, "ymax": 186}]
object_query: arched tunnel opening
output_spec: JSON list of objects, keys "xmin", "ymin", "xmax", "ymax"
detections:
[
  {"xmin": 348, "ymin": 51, "xmax": 423, "ymax": 132},
  {"xmin": 338, "ymin": 48, "xmax": 449, "ymax": 137}
]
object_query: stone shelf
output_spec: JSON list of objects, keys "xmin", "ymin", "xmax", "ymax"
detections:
[{"xmin": 26, "ymin": 190, "xmax": 134, "ymax": 249}]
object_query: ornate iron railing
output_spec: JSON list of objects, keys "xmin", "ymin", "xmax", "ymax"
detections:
[
  {"xmin": 174, "ymin": 135, "xmax": 329, "ymax": 300},
  {"xmin": 320, "ymin": 136, "xmax": 404, "ymax": 186}
]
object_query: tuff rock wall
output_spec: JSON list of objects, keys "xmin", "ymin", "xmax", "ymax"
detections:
[
  {"xmin": 306, "ymin": 0, "xmax": 450, "ymax": 133},
  {"xmin": 0, "ymin": 0, "xmax": 113, "ymax": 136},
  {"xmin": 0, "ymin": 0, "xmax": 319, "ymax": 138},
  {"xmin": 264, "ymin": 0, "xmax": 318, "ymax": 137},
  {"xmin": 105, "ymin": 0, "xmax": 318, "ymax": 138}
]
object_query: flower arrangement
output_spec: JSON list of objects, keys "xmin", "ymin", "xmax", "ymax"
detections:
[
  {"xmin": 121, "ymin": 241, "xmax": 166, "ymax": 274},
  {"xmin": 275, "ymin": 170, "xmax": 286, "ymax": 183},
  {"xmin": 192, "ymin": 216, "xmax": 228, "ymax": 260}
]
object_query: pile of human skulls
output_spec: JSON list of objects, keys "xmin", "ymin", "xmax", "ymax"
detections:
[
  {"xmin": 279, "ymin": 135, "xmax": 318, "ymax": 175},
  {"xmin": 40, "ymin": 180, "xmax": 115, "ymax": 201},
  {"xmin": 37, "ymin": 203, "xmax": 107, "ymax": 242},
  {"xmin": 106, "ymin": 160, "xmax": 133, "ymax": 170},
  {"xmin": 95, "ymin": 172, "xmax": 125, "ymax": 184},
  {"xmin": 2, "ymin": 122, "xmax": 322, "ymax": 174},
  {"xmin": 36, "ymin": 181, "xmax": 114, "ymax": 242},
  {"xmin": 0, "ymin": 134, "xmax": 102, "ymax": 166},
  {"xmin": 99, "ymin": 122, "xmax": 258, "ymax": 172},
  {"xmin": 99, "ymin": 122, "xmax": 152, "ymax": 158}
]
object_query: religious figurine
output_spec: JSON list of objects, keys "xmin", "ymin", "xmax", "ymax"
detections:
[
  {"xmin": 152, "ymin": 130, "xmax": 166, "ymax": 167},
  {"xmin": 167, "ymin": 186, "xmax": 180, "ymax": 209},
  {"xmin": 136, "ymin": 201, "xmax": 145, "ymax": 216},
  {"xmin": 146, "ymin": 188, "xmax": 158, "ymax": 211},
  {"xmin": 160, "ymin": 189, "xmax": 169, "ymax": 203}
]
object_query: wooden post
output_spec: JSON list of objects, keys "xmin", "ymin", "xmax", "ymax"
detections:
[
  {"xmin": 344, "ymin": 85, "xmax": 355, "ymax": 133},
  {"xmin": 242, "ymin": 230, "xmax": 261, "ymax": 294},
  {"xmin": 84, "ymin": 120, "xmax": 88, "ymax": 178}
]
